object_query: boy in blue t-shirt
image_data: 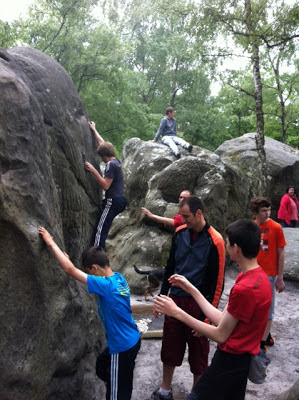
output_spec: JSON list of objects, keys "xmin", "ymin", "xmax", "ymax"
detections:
[{"xmin": 39, "ymin": 227, "xmax": 141, "ymax": 400}]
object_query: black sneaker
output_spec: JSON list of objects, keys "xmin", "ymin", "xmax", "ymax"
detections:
[
  {"xmin": 266, "ymin": 333, "xmax": 274, "ymax": 346},
  {"xmin": 260, "ymin": 340, "xmax": 268, "ymax": 352},
  {"xmin": 150, "ymin": 388, "xmax": 174, "ymax": 400},
  {"xmin": 188, "ymin": 145, "xmax": 193, "ymax": 152}
]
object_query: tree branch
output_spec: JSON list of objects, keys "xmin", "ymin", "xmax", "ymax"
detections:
[
  {"xmin": 227, "ymin": 83, "xmax": 255, "ymax": 99},
  {"xmin": 261, "ymin": 34, "xmax": 299, "ymax": 49}
]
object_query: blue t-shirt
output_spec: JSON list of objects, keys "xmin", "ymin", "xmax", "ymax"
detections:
[
  {"xmin": 87, "ymin": 272, "xmax": 140, "ymax": 354},
  {"xmin": 104, "ymin": 158, "xmax": 125, "ymax": 198}
]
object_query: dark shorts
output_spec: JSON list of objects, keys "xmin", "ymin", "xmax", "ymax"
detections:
[
  {"xmin": 187, "ymin": 349, "xmax": 251, "ymax": 400},
  {"xmin": 161, "ymin": 295, "xmax": 209, "ymax": 375}
]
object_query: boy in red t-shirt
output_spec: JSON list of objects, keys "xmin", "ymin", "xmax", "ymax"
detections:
[
  {"xmin": 250, "ymin": 197, "xmax": 286, "ymax": 350},
  {"xmin": 153, "ymin": 219, "xmax": 272, "ymax": 400}
]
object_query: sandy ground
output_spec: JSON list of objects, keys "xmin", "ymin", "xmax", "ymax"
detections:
[{"xmin": 130, "ymin": 266, "xmax": 299, "ymax": 400}]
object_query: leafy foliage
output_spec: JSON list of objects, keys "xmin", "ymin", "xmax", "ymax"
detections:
[{"xmin": 1, "ymin": 0, "xmax": 298, "ymax": 153}]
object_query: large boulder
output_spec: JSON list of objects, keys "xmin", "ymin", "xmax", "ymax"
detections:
[
  {"xmin": 283, "ymin": 228, "xmax": 299, "ymax": 281},
  {"xmin": 215, "ymin": 133, "xmax": 299, "ymax": 218},
  {"xmin": 0, "ymin": 47, "xmax": 105, "ymax": 400},
  {"xmin": 106, "ymin": 135, "xmax": 299, "ymax": 292},
  {"xmin": 108, "ymin": 139, "xmax": 245, "ymax": 293}
]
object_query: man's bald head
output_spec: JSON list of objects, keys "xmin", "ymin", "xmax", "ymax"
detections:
[{"xmin": 179, "ymin": 190, "xmax": 191, "ymax": 203}]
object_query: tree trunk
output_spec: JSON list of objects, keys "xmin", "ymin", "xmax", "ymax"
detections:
[
  {"xmin": 274, "ymin": 66, "xmax": 287, "ymax": 144},
  {"xmin": 280, "ymin": 100, "xmax": 287, "ymax": 144},
  {"xmin": 245, "ymin": 0, "xmax": 267, "ymax": 193}
]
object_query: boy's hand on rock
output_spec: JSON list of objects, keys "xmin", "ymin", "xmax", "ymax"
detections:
[
  {"xmin": 39, "ymin": 227, "xmax": 53, "ymax": 245},
  {"xmin": 88, "ymin": 121, "xmax": 96, "ymax": 131},
  {"xmin": 85, "ymin": 161, "xmax": 95, "ymax": 172}
]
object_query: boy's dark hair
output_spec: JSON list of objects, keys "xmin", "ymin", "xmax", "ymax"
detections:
[
  {"xmin": 250, "ymin": 197, "xmax": 271, "ymax": 214},
  {"xmin": 97, "ymin": 142, "xmax": 116, "ymax": 158},
  {"xmin": 226, "ymin": 219, "xmax": 261, "ymax": 259},
  {"xmin": 81, "ymin": 247, "xmax": 110, "ymax": 270},
  {"xmin": 165, "ymin": 106, "xmax": 174, "ymax": 115},
  {"xmin": 179, "ymin": 195, "xmax": 205, "ymax": 215}
]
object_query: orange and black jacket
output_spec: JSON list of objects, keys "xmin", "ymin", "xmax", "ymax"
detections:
[{"xmin": 160, "ymin": 223, "xmax": 225, "ymax": 314}]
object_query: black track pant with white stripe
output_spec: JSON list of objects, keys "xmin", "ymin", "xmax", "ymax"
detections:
[
  {"xmin": 98, "ymin": 338, "xmax": 141, "ymax": 400},
  {"xmin": 94, "ymin": 196, "xmax": 127, "ymax": 249}
]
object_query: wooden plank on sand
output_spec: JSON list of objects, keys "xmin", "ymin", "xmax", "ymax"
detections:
[
  {"xmin": 142, "ymin": 330, "xmax": 163, "ymax": 339},
  {"xmin": 131, "ymin": 304, "xmax": 153, "ymax": 316}
]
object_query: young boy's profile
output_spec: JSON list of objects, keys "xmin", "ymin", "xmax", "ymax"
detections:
[
  {"xmin": 153, "ymin": 219, "xmax": 272, "ymax": 400},
  {"xmin": 39, "ymin": 227, "xmax": 140, "ymax": 400}
]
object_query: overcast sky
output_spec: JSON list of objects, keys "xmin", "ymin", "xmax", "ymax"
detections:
[
  {"xmin": 2, "ymin": 0, "xmax": 296, "ymax": 23},
  {"xmin": 0, "ymin": 0, "xmax": 34, "ymax": 22},
  {"xmin": 0, "ymin": 0, "xmax": 249, "ymax": 97},
  {"xmin": 1, "ymin": 0, "xmax": 295, "ymax": 95}
]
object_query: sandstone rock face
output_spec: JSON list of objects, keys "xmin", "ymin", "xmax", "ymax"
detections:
[
  {"xmin": 1, "ymin": 45, "xmax": 298, "ymax": 400},
  {"xmin": 107, "ymin": 135, "xmax": 299, "ymax": 292},
  {"xmin": 215, "ymin": 133, "xmax": 299, "ymax": 219},
  {"xmin": 0, "ymin": 47, "xmax": 104, "ymax": 400},
  {"xmin": 283, "ymin": 228, "xmax": 299, "ymax": 281}
]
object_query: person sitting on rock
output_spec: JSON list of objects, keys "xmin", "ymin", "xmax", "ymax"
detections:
[
  {"xmin": 154, "ymin": 107, "xmax": 192, "ymax": 159},
  {"xmin": 38, "ymin": 227, "xmax": 141, "ymax": 400},
  {"xmin": 141, "ymin": 190, "xmax": 191, "ymax": 228},
  {"xmin": 85, "ymin": 121, "xmax": 127, "ymax": 249}
]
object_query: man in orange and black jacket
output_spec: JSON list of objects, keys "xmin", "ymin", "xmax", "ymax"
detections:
[{"xmin": 151, "ymin": 196, "xmax": 225, "ymax": 400}]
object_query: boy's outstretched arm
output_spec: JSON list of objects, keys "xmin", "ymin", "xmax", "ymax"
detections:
[
  {"xmin": 154, "ymin": 295, "xmax": 238, "ymax": 344},
  {"xmin": 168, "ymin": 274, "xmax": 223, "ymax": 326},
  {"xmin": 39, "ymin": 227, "xmax": 87, "ymax": 284}
]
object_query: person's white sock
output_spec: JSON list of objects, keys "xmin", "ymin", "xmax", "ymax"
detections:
[{"xmin": 159, "ymin": 388, "xmax": 171, "ymax": 396}]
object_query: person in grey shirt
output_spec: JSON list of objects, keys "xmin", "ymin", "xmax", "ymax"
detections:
[{"xmin": 154, "ymin": 107, "xmax": 192, "ymax": 159}]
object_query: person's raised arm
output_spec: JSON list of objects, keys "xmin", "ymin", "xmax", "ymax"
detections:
[
  {"xmin": 168, "ymin": 274, "xmax": 223, "ymax": 326},
  {"xmin": 39, "ymin": 227, "xmax": 87, "ymax": 284},
  {"xmin": 85, "ymin": 162, "xmax": 113, "ymax": 191},
  {"xmin": 141, "ymin": 207, "xmax": 175, "ymax": 227},
  {"xmin": 88, "ymin": 121, "xmax": 105, "ymax": 147}
]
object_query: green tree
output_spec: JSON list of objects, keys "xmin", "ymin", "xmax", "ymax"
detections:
[
  {"xmin": 2, "ymin": 0, "xmax": 297, "ymax": 154},
  {"xmin": 0, "ymin": 21, "xmax": 17, "ymax": 48},
  {"xmin": 4, "ymin": 0, "xmax": 143, "ymax": 151},
  {"xmin": 216, "ymin": 71, "xmax": 256, "ymax": 138},
  {"xmin": 9, "ymin": 0, "xmax": 124, "ymax": 92},
  {"xmin": 192, "ymin": 0, "xmax": 299, "ymax": 189},
  {"xmin": 263, "ymin": 49, "xmax": 299, "ymax": 144},
  {"xmin": 103, "ymin": 0, "xmax": 217, "ymax": 147}
]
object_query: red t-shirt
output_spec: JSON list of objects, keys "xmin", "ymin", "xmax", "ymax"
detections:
[
  {"xmin": 256, "ymin": 219, "xmax": 286, "ymax": 276},
  {"xmin": 173, "ymin": 213, "xmax": 182, "ymax": 228},
  {"xmin": 218, "ymin": 267, "xmax": 272, "ymax": 355}
]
